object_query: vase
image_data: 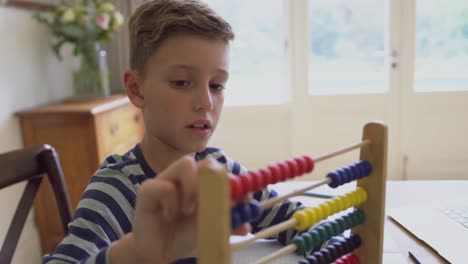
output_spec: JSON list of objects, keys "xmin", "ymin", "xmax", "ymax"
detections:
[{"xmin": 72, "ymin": 42, "xmax": 110, "ymax": 100}]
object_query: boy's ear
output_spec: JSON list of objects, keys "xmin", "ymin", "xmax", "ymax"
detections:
[{"xmin": 124, "ymin": 69, "xmax": 145, "ymax": 109}]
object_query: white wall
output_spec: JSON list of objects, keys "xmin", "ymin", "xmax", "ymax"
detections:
[{"xmin": 0, "ymin": 6, "xmax": 74, "ymax": 263}]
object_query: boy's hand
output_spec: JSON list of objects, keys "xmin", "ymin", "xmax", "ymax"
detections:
[{"xmin": 111, "ymin": 156, "xmax": 250, "ymax": 264}]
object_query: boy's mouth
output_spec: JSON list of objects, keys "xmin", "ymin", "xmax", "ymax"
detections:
[
  {"xmin": 186, "ymin": 120, "xmax": 212, "ymax": 130},
  {"xmin": 188, "ymin": 124, "xmax": 210, "ymax": 129}
]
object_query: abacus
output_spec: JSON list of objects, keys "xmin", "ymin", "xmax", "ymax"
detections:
[{"xmin": 198, "ymin": 122, "xmax": 387, "ymax": 264}]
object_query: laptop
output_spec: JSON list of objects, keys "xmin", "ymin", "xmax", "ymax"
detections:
[{"xmin": 388, "ymin": 201, "xmax": 468, "ymax": 264}]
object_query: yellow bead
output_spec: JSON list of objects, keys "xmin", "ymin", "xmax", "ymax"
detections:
[
  {"xmin": 304, "ymin": 208, "xmax": 317, "ymax": 226},
  {"xmin": 326, "ymin": 200, "xmax": 336, "ymax": 215},
  {"xmin": 331, "ymin": 197, "xmax": 343, "ymax": 212},
  {"xmin": 319, "ymin": 202, "xmax": 331, "ymax": 218},
  {"xmin": 293, "ymin": 210, "xmax": 309, "ymax": 231},
  {"xmin": 339, "ymin": 195, "xmax": 351, "ymax": 209},
  {"xmin": 356, "ymin": 187, "xmax": 368, "ymax": 204},
  {"xmin": 311, "ymin": 207, "xmax": 323, "ymax": 221},
  {"xmin": 348, "ymin": 191, "xmax": 358, "ymax": 206}
]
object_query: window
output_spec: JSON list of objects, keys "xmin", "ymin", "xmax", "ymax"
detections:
[
  {"xmin": 414, "ymin": 0, "xmax": 468, "ymax": 92},
  {"xmin": 203, "ymin": 0, "xmax": 289, "ymax": 106},
  {"xmin": 308, "ymin": 0, "xmax": 389, "ymax": 95}
]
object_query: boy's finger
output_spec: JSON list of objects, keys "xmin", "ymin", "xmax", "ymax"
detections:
[
  {"xmin": 157, "ymin": 156, "xmax": 198, "ymax": 215},
  {"xmin": 138, "ymin": 178, "xmax": 179, "ymax": 221},
  {"xmin": 232, "ymin": 223, "xmax": 251, "ymax": 236}
]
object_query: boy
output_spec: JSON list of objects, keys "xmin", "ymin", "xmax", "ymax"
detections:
[{"xmin": 43, "ymin": 0, "xmax": 302, "ymax": 263}]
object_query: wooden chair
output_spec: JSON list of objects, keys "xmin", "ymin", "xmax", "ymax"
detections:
[{"xmin": 0, "ymin": 144, "xmax": 72, "ymax": 263}]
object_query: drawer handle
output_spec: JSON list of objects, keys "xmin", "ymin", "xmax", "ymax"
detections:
[
  {"xmin": 110, "ymin": 124, "xmax": 119, "ymax": 136},
  {"xmin": 133, "ymin": 113, "xmax": 140, "ymax": 123}
]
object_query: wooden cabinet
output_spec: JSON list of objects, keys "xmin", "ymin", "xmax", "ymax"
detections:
[{"xmin": 16, "ymin": 94, "xmax": 144, "ymax": 254}]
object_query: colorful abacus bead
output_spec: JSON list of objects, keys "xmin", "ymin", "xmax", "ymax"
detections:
[
  {"xmin": 335, "ymin": 254, "xmax": 359, "ymax": 264},
  {"xmin": 230, "ymin": 155, "xmax": 315, "ymax": 201},
  {"xmin": 299, "ymin": 234, "xmax": 362, "ymax": 264},
  {"xmin": 293, "ymin": 210, "xmax": 365, "ymax": 255},
  {"xmin": 327, "ymin": 160, "xmax": 372, "ymax": 188}
]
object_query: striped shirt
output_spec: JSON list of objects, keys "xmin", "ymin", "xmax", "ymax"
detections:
[{"xmin": 43, "ymin": 144, "xmax": 302, "ymax": 264}]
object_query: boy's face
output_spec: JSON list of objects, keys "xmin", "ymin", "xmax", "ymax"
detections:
[{"xmin": 130, "ymin": 34, "xmax": 229, "ymax": 154}]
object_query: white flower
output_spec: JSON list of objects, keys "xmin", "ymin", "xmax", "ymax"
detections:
[
  {"xmin": 112, "ymin": 12, "xmax": 124, "ymax": 30},
  {"xmin": 96, "ymin": 13, "xmax": 111, "ymax": 30},
  {"xmin": 99, "ymin": 3, "xmax": 115, "ymax": 12},
  {"xmin": 61, "ymin": 8, "xmax": 75, "ymax": 23},
  {"xmin": 42, "ymin": 12, "xmax": 54, "ymax": 24}
]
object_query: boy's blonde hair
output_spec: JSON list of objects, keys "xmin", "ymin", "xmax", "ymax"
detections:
[{"xmin": 129, "ymin": 0, "xmax": 235, "ymax": 74}]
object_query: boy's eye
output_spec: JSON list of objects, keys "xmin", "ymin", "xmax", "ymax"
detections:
[
  {"xmin": 171, "ymin": 80, "xmax": 191, "ymax": 88},
  {"xmin": 210, "ymin": 84, "xmax": 225, "ymax": 92}
]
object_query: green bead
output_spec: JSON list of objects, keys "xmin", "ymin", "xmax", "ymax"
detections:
[
  {"xmin": 292, "ymin": 236, "xmax": 307, "ymax": 254},
  {"xmin": 357, "ymin": 209, "xmax": 365, "ymax": 223},
  {"xmin": 344, "ymin": 215, "xmax": 353, "ymax": 227},
  {"xmin": 323, "ymin": 222, "xmax": 334, "ymax": 239},
  {"xmin": 331, "ymin": 221, "xmax": 341, "ymax": 235},
  {"xmin": 336, "ymin": 218, "xmax": 346, "ymax": 232},
  {"xmin": 316, "ymin": 226, "xmax": 327, "ymax": 242},
  {"xmin": 301, "ymin": 232, "xmax": 314, "ymax": 251},
  {"xmin": 310, "ymin": 230, "xmax": 321, "ymax": 247},
  {"xmin": 352, "ymin": 213, "xmax": 361, "ymax": 226}
]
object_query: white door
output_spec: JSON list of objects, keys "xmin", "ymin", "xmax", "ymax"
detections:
[
  {"xmin": 289, "ymin": 0, "xmax": 403, "ymax": 180},
  {"xmin": 399, "ymin": 0, "xmax": 468, "ymax": 180}
]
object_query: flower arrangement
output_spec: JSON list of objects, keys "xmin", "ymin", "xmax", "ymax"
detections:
[
  {"xmin": 34, "ymin": 0, "xmax": 125, "ymax": 99},
  {"xmin": 34, "ymin": 0, "xmax": 124, "ymax": 59}
]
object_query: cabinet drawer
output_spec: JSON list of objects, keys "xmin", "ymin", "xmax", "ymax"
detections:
[{"xmin": 98, "ymin": 104, "xmax": 144, "ymax": 156}]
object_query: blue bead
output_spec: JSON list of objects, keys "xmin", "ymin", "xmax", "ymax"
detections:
[
  {"xmin": 335, "ymin": 168, "xmax": 346, "ymax": 184},
  {"xmin": 248, "ymin": 201, "xmax": 261, "ymax": 220},
  {"xmin": 298, "ymin": 259, "xmax": 309, "ymax": 264},
  {"xmin": 326, "ymin": 244, "xmax": 339, "ymax": 260},
  {"xmin": 321, "ymin": 249, "xmax": 333, "ymax": 263},
  {"xmin": 312, "ymin": 251, "xmax": 325, "ymax": 264},
  {"xmin": 349, "ymin": 164, "xmax": 359, "ymax": 180},
  {"xmin": 326, "ymin": 171, "xmax": 341, "ymax": 188},
  {"xmin": 305, "ymin": 255, "xmax": 318, "ymax": 264},
  {"xmin": 238, "ymin": 204, "xmax": 252, "ymax": 223},
  {"xmin": 351, "ymin": 163, "xmax": 361, "ymax": 179},
  {"xmin": 344, "ymin": 167, "xmax": 354, "ymax": 183},
  {"xmin": 332, "ymin": 241, "xmax": 345, "ymax": 256},
  {"xmin": 361, "ymin": 160, "xmax": 372, "ymax": 177},
  {"xmin": 231, "ymin": 210, "xmax": 241, "ymax": 229},
  {"xmin": 365, "ymin": 160, "xmax": 373, "ymax": 175},
  {"xmin": 351, "ymin": 234, "xmax": 362, "ymax": 248}
]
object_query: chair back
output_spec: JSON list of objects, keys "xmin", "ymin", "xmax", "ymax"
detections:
[{"xmin": 0, "ymin": 144, "xmax": 72, "ymax": 263}]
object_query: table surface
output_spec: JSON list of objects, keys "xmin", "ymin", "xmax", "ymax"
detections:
[{"xmin": 264, "ymin": 180, "xmax": 468, "ymax": 264}]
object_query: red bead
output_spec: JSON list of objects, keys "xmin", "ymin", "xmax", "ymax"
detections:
[
  {"xmin": 335, "ymin": 260, "xmax": 345, "ymax": 264},
  {"xmin": 302, "ymin": 155, "xmax": 315, "ymax": 173},
  {"xmin": 258, "ymin": 168, "xmax": 273, "ymax": 186},
  {"xmin": 249, "ymin": 170, "xmax": 263, "ymax": 192},
  {"xmin": 277, "ymin": 162, "xmax": 290, "ymax": 181},
  {"xmin": 239, "ymin": 174, "xmax": 253, "ymax": 193},
  {"xmin": 229, "ymin": 176, "xmax": 243, "ymax": 200},
  {"xmin": 350, "ymin": 254, "xmax": 359, "ymax": 264},
  {"xmin": 286, "ymin": 159, "xmax": 300, "ymax": 178},
  {"xmin": 267, "ymin": 165, "xmax": 281, "ymax": 184},
  {"xmin": 293, "ymin": 157, "xmax": 305, "ymax": 175}
]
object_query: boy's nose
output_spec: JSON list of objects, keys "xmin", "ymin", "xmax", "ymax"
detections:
[{"xmin": 194, "ymin": 86, "xmax": 213, "ymax": 112}]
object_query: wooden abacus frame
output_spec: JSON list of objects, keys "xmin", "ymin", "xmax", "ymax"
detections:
[{"xmin": 198, "ymin": 121, "xmax": 388, "ymax": 264}]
